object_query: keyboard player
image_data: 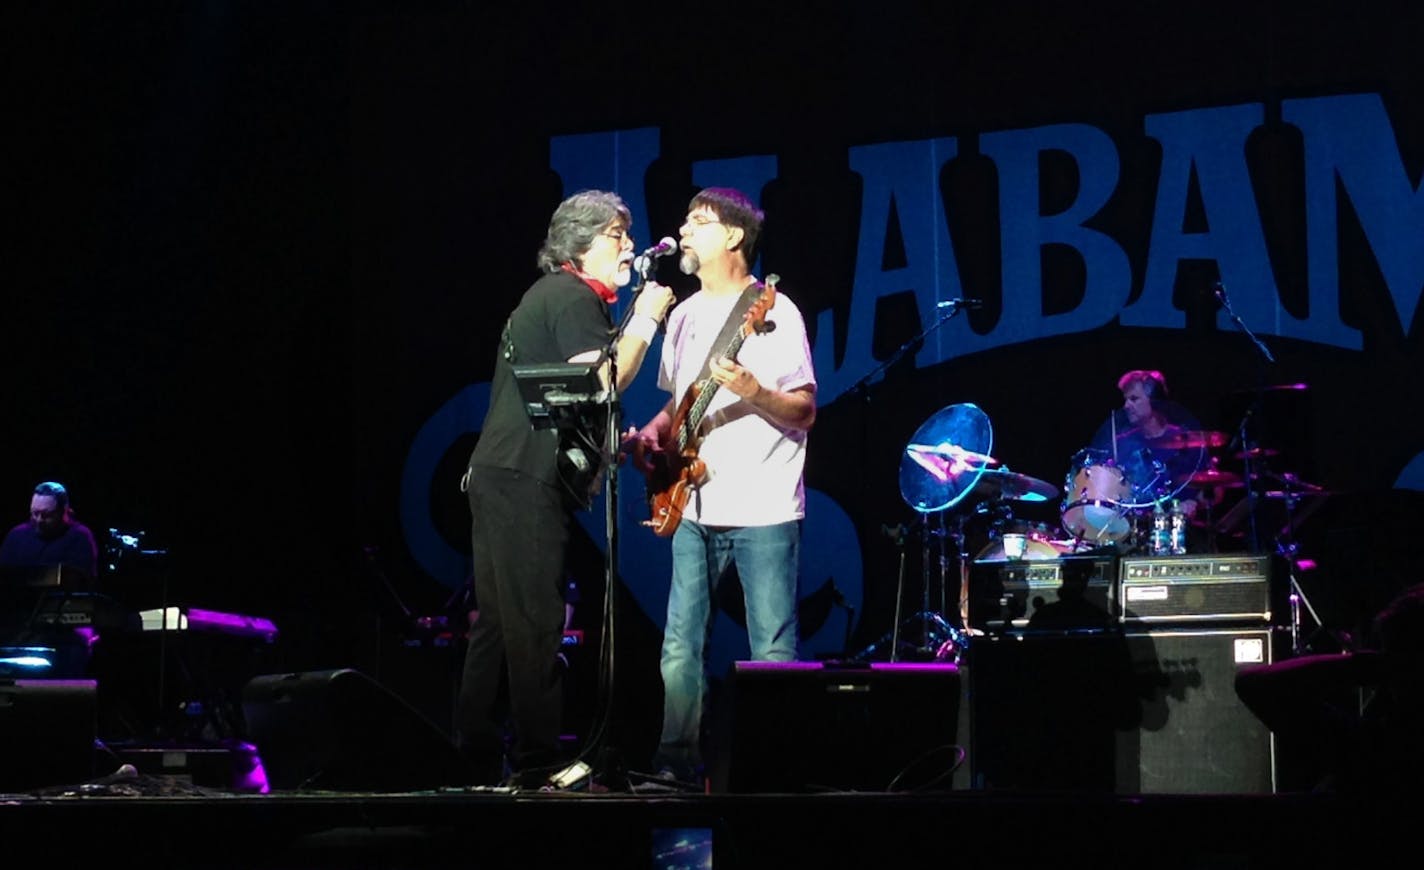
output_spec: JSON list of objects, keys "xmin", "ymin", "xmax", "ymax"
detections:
[{"xmin": 1, "ymin": 481, "xmax": 101, "ymax": 676}]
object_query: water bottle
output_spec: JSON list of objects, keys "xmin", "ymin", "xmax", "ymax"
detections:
[
  {"xmin": 1168, "ymin": 498, "xmax": 1188, "ymax": 555},
  {"xmin": 1151, "ymin": 501, "xmax": 1170, "ymax": 555}
]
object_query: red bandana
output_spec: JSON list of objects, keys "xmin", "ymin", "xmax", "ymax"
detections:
[{"xmin": 561, "ymin": 263, "xmax": 618, "ymax": 304}]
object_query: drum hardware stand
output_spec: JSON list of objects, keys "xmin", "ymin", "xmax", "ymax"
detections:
[
  {"xmin": 884, "ymin": 522, "xmax": 908, "ymax": 660},
  {"xmin": 1271, "ymin": 479, "xmax": 1327, "ymax": 656},
  {"xmin": 866, "ymin": 512, "xmax": 965, "ymax": 663},
  {"xmin": 890, "ymin": 511, "xmax": 958, "ymax": 662},
  {"xmin": 1200, "ymin": 496, "xmax": 1220, "ymax": 554}
]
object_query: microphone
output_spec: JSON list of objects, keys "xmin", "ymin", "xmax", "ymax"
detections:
[
  {"xmin": 633, "ymin": 237, "xmax": 679, "ymax": 274},
  {"xmin": 936, "ymin": 298, "xmax": 983, "ymax": 309}
]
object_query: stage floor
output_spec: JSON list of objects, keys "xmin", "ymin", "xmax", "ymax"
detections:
[{"xmin": 0, "ymin": 773, "xmax": 1403, "ymax": 870}]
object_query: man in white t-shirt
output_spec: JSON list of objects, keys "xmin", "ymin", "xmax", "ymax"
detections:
[{"xmin": 626, "ymin": 187, "xmax": 817, "ymax": 787}]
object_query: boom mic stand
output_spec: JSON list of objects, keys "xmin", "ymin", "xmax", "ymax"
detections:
[
  {"xmin": 1212, "ymin": 282, "xmax": 1321, "ymax": 655},
  {"xmin": 1213, "ymin": 281, "xmax": 1274, "ymax": 554}
]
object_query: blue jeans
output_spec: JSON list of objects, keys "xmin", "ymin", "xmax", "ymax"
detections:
[{"xmin": 657, "ymin": 519, "xmax": 800, "ymax": 776}]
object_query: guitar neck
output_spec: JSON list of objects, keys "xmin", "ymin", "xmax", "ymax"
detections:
[{"xmin": 674, "ymin": 329, "xmax": 750, "ymax": 452}]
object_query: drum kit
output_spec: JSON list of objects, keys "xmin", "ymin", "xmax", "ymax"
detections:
[{"xmin": 872, "ymin": 395, "xmax": 1332, "ymax": 662}]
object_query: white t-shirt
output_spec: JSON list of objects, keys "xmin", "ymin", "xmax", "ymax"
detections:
[{"xmin": 657, "ymin": 282, "xmax": 817, "ymax": 527}]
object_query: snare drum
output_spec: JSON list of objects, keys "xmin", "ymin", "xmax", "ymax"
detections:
[
  {"xmin": 1061, "ymin": 448, "xmax": 1133, "ymax": 542},
  {"xmin": 974, "ymin": 537, "xmax": 1066, "ymax": 562}
]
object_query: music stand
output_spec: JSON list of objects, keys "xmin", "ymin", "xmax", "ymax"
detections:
[{"xmin": 512, "ymin": 362, "xmax": 607, "ymax": 430}]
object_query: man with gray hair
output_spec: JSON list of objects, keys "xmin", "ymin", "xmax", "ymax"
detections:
[{"xmin": 458, "ymin": 190, "xmax": 674, "ymax": 788}]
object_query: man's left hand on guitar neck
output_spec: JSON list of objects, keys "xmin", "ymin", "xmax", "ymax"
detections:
[
  {"xmin": 708, "ymin": 355, "xmax": 816, "ymax": 432},
  {"xmin": 707, "ymin": 355, "xmax": 761, "ymax": 400}
]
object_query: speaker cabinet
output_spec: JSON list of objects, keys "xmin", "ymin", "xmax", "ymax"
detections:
[
  {"xmin": 241, "ymin": 668, "xmax": 472, "ymax": 792},
  {"xmin": 970, "ymin": 629, "xmax": 1275, "ymax": 794},
  {"xmin": 718, "ymin": 661, "xmax": 961, "ymax": 793},
  {"xmin": 0, "ymin": 678, "xmax": 97, "ymax": 791}
]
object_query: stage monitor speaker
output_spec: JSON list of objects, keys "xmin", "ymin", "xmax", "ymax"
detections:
[
  {"xmin": 970, "ymin": 629, "xmax": 1275, "ymax": 794},
  {"xmin": 718, "ymin": 661, "xmax": 961, "ymax": 793},
  {"xmin": 0, "ymin": 678, "xmax": 97, "ymax": 792},
  {"xmin": 242, "ymin": 668, "xmax": 472, "ymax": 792}
]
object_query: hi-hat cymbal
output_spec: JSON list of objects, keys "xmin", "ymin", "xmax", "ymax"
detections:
[
  {"xmin": 1235, "ymin": 446, "xmax": 1279, "ymax": 460},
  {"xmin": 1154, "ymin": 430, "xmax": 1228, "ymax": 450},
  {"xmin": 1180, "ymin": 468, "xmax": 1244, "ymax": 488}
]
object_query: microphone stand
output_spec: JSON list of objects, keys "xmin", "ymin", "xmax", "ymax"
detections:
[
  {"xmin": 847, "ymin": 300, "xmax": 975, "ymax": 399},
  {"xmin": 1214, "ymin": 283, "xmax": 1275, "ymax": 365},
  {"xmin": 1214, "ymin": 283, "xmax": 1275, "ymax": 555},
  {"xmin": 845, "ymin": 301, "xmax": 975, "ymax": 653},
  {"xmin": 575, "ymin": 259, "xmax": 649, "ymax": 783}
]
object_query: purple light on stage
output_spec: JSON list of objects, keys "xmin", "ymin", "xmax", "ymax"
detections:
[
  {"xmin": 186, "ymin": 607, "xmax": 279, "ymax": 642},
  {"xmin": 231, "ymin": 741, "xmax": 270, "ymax": 794}
]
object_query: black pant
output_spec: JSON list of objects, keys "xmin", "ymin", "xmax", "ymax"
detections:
[{"xmin": 457, "ymin": 466, "xmax": 571, "ymax": 782}]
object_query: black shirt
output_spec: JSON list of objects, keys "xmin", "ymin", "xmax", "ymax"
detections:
[{"xmin": 469, "ymin": 270, "xmax": 614, "ymax": 489}]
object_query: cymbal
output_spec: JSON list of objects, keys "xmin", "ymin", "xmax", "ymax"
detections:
[
  {"xmin": 1230, "ymin": 382, "xmax": 1310, "ymax": 394},
  {"xmin": 968, "ymin": 467, "xmax": 1060, "ymax": 503},
  {"xmin": 1153, "ymin": 430, "xmax": 1228, "ymax": 450},
  {"xmin": 899, "ymin": 403, "xmax": 994, "ymax": 513},
  {"xmin": 1253, "ymin": 471, "xmax": 1328, "ymax": 492},
  {"xmin": 1180, "ymin": 468, "xmax": 1244, "ymax": 488},
  {"xmin": 1261, "ymin": 489, "xmax": 1335, "ymax": 500}
]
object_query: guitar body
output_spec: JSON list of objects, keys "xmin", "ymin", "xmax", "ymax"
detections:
[
  {"xmin": 638, "ymin": 386, "xmax": 709, "ymax": 538},
  {"xmin": 642, "ymin": 451, "xmax": 707, "ymax": 537},
  {"xmin": 635, "ymin": 277, "xmax": 779, "ymax": 537}
]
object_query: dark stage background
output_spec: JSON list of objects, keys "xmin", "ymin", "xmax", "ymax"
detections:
[{"xmin": 6, "ymin": 2, "xmax": 1423, "ymax": 760}]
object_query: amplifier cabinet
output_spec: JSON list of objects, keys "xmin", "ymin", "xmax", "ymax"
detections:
[
  {"xmin": 1118, "ymin": 554, "xmax": 1271, "ymax": 625},
  {"xmin": 969, "ymin": 628, "xmax": 1275, "ymax": 794},
  {"xmin": 968, "ymin": 554, "xmax": 1117, "ymax": 631},
  {"xmin": 0, "ymin": 678, "xmax": 98, "ymax": 791},
  {"xmin": 717, "ymin": 661, "xmax": 961, "ymax": 793}
]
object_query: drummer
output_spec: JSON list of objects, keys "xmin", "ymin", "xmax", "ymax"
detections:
[{"xmin": 1114, "ymin": 369, "xmax": 1204, "ymax": 522}]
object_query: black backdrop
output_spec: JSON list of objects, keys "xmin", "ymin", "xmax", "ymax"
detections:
[{"xmin": 6, "ymin": 2, "xmax": 1423, "ymax": 751}]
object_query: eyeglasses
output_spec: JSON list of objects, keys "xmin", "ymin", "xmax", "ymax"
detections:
[
  {"xmin": 684, "ymin": 214, "xmax": 722, "ymax": 228},
  {"xmin": 600, "ymin": 227, "xmax": 632, "ymax": 243}
]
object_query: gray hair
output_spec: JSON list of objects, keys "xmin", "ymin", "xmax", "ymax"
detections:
[{"xmin": 536, "ymin": 190, "xmax": 631, "ymax": 273}]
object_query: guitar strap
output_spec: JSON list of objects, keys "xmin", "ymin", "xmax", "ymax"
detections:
[{"xmin": 686, "ymin": 280, "xmax": 764, "ymax": 395}]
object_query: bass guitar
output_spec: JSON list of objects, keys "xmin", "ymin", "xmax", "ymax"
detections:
[{"xmin": 637, "ymin": 276, "xmax": 778, "ymax": 537}]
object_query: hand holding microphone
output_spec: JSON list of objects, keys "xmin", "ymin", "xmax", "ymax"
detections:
[{"xmin": 632, "ymin": 280, "xmax": 674, "ymax": 322}]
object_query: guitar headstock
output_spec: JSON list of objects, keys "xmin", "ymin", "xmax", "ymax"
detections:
[{"xmin": 743, "ymin": 274, "xmax": 779, "ymax": 336}]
